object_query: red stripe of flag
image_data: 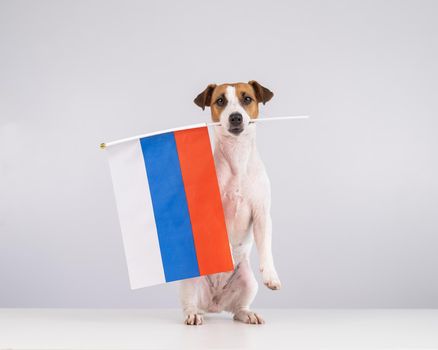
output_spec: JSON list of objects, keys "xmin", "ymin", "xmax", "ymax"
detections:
[{"xmin": 174, "ymin": 127, "xmax": 234, "ymax": 276}]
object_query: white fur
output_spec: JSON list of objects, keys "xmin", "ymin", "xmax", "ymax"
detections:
[{"xmin": 180, "ymin": 86, "xmax": 280, "ymax": 325}]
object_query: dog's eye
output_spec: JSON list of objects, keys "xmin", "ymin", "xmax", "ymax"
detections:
[
  {"xmin": 216, "ymin": 97, "xmax": 225, "ymax": 106},
  {"xmin": 243, "ymin": 96, "xmax": 252, "ymax": 105}
]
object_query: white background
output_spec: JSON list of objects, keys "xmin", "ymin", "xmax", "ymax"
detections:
[{"xmin": 1, "ymin": 0, "xmax": 437, "ymax": 308}]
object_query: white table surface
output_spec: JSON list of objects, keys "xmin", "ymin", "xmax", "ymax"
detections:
[{"xmin": 1, "ymin": 308, "xmax": 437, "ymax": 349}]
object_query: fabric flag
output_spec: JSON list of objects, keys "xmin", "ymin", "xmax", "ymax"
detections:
[{"xmin": 106, "ymin": 125, "xmax": 233, "ymax": 289}]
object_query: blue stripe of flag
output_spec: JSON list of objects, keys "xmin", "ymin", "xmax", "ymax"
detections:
[{"xmin": 140, "ymin": 132, "xmax": 200, "ymax": 282}]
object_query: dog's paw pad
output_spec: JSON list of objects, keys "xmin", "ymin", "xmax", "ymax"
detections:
[
  {"xmin": 262, "ymin": 269, "xmax": 281, "ymax": 290},
  {"xmin": 234, "ymin": 310, "xmax": 265, "ymax": 324},
  {"xmin": 264, "ymin": 278, "xmax": 281, "ymax": 290},
  {"xmin": 184, "ymin": 313, "xmax": 203, "ymax": 326}
]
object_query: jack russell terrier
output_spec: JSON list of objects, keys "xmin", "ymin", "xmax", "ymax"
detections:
[{"xmin": 180, "ymin": 81, "xmax": 280, "ymax": 325}]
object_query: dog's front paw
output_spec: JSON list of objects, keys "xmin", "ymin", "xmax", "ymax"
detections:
[
  {"xmin": 233, "ymin": 310, "xmax": 265, "ymax": 324},
  {"xmin": 184, "ymin": 313, "xmax": 204, "ymax": 326},
  {"xmin": 262, "ymin": 267, "xmax": 281, "ymax": 290}
]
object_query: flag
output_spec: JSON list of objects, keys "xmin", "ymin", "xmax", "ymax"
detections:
[{"xmin": 106, "ymin": 125, "xmax": 233, "ymax": 289}]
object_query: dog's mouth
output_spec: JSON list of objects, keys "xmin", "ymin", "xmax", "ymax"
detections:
[{"xmin": 228, "ymin": 127, "xmax": 244, "ymax": 135}]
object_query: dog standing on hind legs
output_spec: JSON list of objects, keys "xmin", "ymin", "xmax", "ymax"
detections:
[{"xmin": 180, "ymin": 81, "xmax": 281, "ymax": 325}]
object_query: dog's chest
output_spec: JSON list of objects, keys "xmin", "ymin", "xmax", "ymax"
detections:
[
  {"xmin": 220, "ymin": 177, "xmax": 253, "ymax": 233},
  {"xmin": 217, "ymin": 162, "xmax": 266, "ymax": 245},
  {"xmin": 214, "ymin": 135, "xmax": 268, "ymax": 244}
]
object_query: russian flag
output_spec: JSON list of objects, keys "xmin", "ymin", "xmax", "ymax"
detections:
[{"xmin": 106, "ymin": 125, "xmax": 234, "ymax": 289}]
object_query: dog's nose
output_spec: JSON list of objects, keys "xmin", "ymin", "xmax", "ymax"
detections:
[{"xmin": 229, "ymin": 113, "xmax": 243, "ymax": 126}]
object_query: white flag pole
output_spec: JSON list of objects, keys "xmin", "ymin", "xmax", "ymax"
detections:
[{"xmin": 100, "ymin": 115, "xmax": 309, "ymax": 149}]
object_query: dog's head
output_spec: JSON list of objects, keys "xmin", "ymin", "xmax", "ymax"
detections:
[{"xmin": 194, "ymin": 81, "xmax": 273, "ymax": 137}]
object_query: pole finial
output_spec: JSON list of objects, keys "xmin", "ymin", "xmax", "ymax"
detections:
[{"xmin": 100, "ymin": 143, "xmax": 106, "ymax": 150}]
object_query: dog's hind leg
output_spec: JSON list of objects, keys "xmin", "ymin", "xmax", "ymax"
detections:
[
  {"xmin": 179, "ymin": 277, "xmax": 208, "ymax": 325},
  {"xmin": 220, "ymin": 259, "xmax": 264, "ymax": 324}
]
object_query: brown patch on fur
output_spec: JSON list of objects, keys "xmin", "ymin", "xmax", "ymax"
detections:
[
  {"xmin": 194, "ymin": 81, "xmax": 273, "ymax": 122},
  {"xmin": 235, "ymin": 83, "xmax": 259, "ymax": 119},
  {"xmin": 248, "ymin": 80, "xmax": 274, "ymax": 105},
  {"xmin": 210, "ymin": 84, "xmax": 229, "ymax": 122},
  {"xmin": 194, "ymin": 84, "xmax": 216, "ymax": 110}
]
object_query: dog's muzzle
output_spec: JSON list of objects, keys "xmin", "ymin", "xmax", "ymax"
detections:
[{"xmin": 228, "ymin": 113, "xmax": 243, "ymax": 135}]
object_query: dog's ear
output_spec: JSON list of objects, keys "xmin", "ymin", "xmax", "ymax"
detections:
[
  {"xmin": 194, "ymin": 84, "xmax": 217, "ymax": 110},
  {"xmin": 248, "ymin": 80, "xmax": 274, "ymax": 105}
]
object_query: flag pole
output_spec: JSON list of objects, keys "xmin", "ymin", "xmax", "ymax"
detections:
[{"xmin": 100, "ymin": 115, "xmax": 309, "ymax": 149}]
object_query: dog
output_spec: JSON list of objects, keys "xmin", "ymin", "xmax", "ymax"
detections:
[{"xmin": 179, "ymin": 81, "xmax": 281, "ymax": 325}]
